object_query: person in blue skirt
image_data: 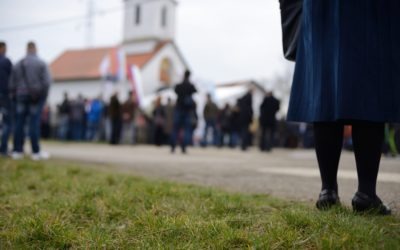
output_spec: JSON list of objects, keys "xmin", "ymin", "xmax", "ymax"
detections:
[{"xmin": 288, "ymin": 1, "xmax": 400, "ymax": 215}]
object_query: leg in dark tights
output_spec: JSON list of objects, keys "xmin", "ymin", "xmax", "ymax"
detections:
[
  {"xmin": 313, "ymin": 122, "xmax": 344, "ymax": 192},
  {"xmin": 352, "ymin": 122, "xmax": 384, "ymax": 197}
]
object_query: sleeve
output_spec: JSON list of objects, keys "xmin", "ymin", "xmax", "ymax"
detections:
[
  {"xmin": 8, "ymin": 64, "xmax": 17, "ymax": 98},
  {"xmin": 6, "ymin": 59, "xmax": 12, "ymax": 75},
  {"xmin": 41, "ymin": 62, "xmax": 52, "ymax": 93},
  {"xmin": 191, "ymin": 84, "xmax": 197, "ymax": 94}
]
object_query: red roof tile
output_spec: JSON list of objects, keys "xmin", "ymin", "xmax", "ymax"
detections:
[
  {"xmin": 51, "ymin": 41, "xmax": 171, "ymax": 82},
  {"xmin": 50, "ymin": 47, "xmax": 115, "ymax": 81}
]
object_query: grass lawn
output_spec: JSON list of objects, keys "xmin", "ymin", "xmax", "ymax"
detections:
[{"xmin": 0, "ymin": 159, "xmax": 399, "ymax": 249}]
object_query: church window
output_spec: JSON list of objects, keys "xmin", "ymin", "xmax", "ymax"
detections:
[
  {"xmin": 160, "ymin": 58, "xmax": 173, "ymax": 85},
  {"xmin": 161, "ymin": 7, "xmax": 167, "ymax": 28},
  {"xmin": 135, "ymin": 5, "xmax": 141, "ymax": 25}
]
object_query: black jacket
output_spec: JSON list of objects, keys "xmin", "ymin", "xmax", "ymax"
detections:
[
  {"xmin": 175, "ymin": 80, "xmax": 197, "ymax": 111},
  {"xmin": 260, "ymin": 95, "xmax": 280, "ymax": 127},
  {"xmin": 0, "ymin": 55, "xmax": 12, "ymax": 96}
]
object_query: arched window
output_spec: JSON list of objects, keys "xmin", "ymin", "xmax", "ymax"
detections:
[
  {"xmin": 160, "ymin": 58, "xmax": 173, "ymax": 85},
  {"xmin": 161, "ymin": 6, "xmax": 167, "ymax": 28},
  {"xmin": 135, "ymin": 5, "xmax": 141, "ymax": 25}
]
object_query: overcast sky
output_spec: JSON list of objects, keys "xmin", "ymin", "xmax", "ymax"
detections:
[{"xmin": 0, "ymin": 0, "xmax": 290, "ymax": 83}]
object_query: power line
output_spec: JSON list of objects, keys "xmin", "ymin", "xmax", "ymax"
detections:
[
  {"xmin": 0, "ymin": 0, "xmax": 167, "ymax": 33},
  {"xmin": 0, "ymin": 5, "xmax": 124, "ymax": 33}
]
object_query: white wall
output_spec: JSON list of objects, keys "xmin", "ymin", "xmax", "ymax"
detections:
[{"xmin": 48, "ymin": 80, "xmax": 131, "ymax": 107}]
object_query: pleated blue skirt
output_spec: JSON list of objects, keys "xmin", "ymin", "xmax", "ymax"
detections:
[{"xmin": 288, "ymin": 0, "xmax": 400, "ymax": 122}]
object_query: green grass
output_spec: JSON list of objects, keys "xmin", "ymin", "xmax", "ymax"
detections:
[{"xmin": 0, "ymin": 159, "xmax": 399, "ymax": 249}]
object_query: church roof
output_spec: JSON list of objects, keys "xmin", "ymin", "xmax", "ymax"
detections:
[
  {"xmin": 50, "ymin": 41, "xmax": 171, "ymax": 82},
  {"xmin": 125, "ymin": 41, "xmax": 170, "ymax": 70},
  {"xmin": 50, "ymin": 47, "xmax": 116, "ymax": 82}
]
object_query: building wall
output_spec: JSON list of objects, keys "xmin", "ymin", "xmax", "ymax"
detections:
[{"xmin": 48, "ymin": 80, "xmax": 131, "ymax": 107}]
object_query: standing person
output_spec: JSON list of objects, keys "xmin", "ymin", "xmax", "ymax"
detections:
[
  {"xmin": 202, "ymin": 93, "xmax": 219, "ymax": 147},
  {"xmin": 170, "ymin": 70, "xmax": 197, "ymax": 154},
  {"xmin": 164, "ymin": 97, "xmax": 175, "ymax": 145},
  {"xmin": 109, "ymin": 92, "xmax": 122, "ymax": 145},
  {"xmin": 0, "ymin": 42, "xmax": 12, "ymax": 157},
  {"xmin": 218, "ymin": 103, "xmax": 232, "ymax": 147},
  {"xmin": 152, "ymin": 96, "xmax": 166, "ymax": 146},
  {"xmin": 259, "ymin": 91, "xmax": 280, "ymax": 152},
  {"xmin": 229, "ymin": 102, "xmax": 241, "ymax": 148},
  {"xmin": 238, "ymin": 90, "xmax": 253, "ymax": 151},
  {"xmin": 57, "ymin": 92, "xmax": 71, "ymax": 140},
  {"xmin": 287, "ymin": 1, "xmax": 399, "ymax": 214},
  {"xmin": 10, "ymin": 41, "xmax": 51, "ymax": 160},
  {"xmin": 69, "ymin": 94, "xmax": 85, "ymax": 141},
  {"xmin": 121, "ymin": 93, "xmax": 137, "ymax": 144},
  {"xmin": 86, "ymin": 96, "xmax": 104, "ymax": 141},
  {"xmin": 40, "ymin": 104, "xmax": 51, "ymax": 139}
]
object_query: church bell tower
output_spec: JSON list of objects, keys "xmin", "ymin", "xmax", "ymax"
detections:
[{"xmin": 123, "ymin": 0, "xmax": 177, "ymax": 44}]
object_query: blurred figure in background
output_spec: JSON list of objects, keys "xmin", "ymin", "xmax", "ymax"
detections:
[
  {"xmin": 86, "ymin": 95, "xmax": 104, "ymax": 141},
  {"xmin": 164, "ymin": 97, "xmax": 175, "ymax": 145},
  {"xmin": 0, "ymin": 41, "xmax": 13, "ymax": 157},
  {"xmin": 57, "ymin": 92, "xmax": 70, "ymax": 140},
  {"xmin": 40, "ymin": 104, "xmax": 51, "ymax": 139},
  {"xmin": 229, "ymin": 102, "xmax": 241, "ymax": 148},
  {"xmin": 109, "ymin": 92, "xmax": 122, "ymax": 145},
  {"xmin": 217, "ymin": 103, "xmax": 231, "ymax": 147},
  {"xmin": 259, "ymin": 91, "xmax": 280, "ymax": 152},
  {"xmin": 238, "ymin": 90, "xmax": 253, "ymax": 151},
  {"xmin": 202, "ymin": 93, "xmax": 219, "ymax": 147},
  {"xmin": 152, "ymin": 96, "xmax": 166, "ymax": 146},
  {"xmin": 170, "ymin": 70, "xmax": 197, "ymax": 154},
  {"xmin": 121, "ymin": 92, "xmax": 137, "ymax": 144},
  {"xmin": 10, "ymin": 42, "xmax": 51, "ymax": 160},
  {"xmin": 70, "ymin": 94, "xmax": 85, "ymax": 141}
]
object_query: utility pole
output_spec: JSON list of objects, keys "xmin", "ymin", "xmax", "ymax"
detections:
[{"xmin": 86, "ymin": 0, "xmax": 95, "ymax": 47}]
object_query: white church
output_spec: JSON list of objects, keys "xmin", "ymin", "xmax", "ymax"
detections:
[{"xmin": 49, "ymin": 0, "xmax": 189, "ymax": 107}]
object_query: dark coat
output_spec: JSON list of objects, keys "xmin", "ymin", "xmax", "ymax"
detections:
[
  {"xmin": 260, "ymin": 95, "xmax": 280, "ymax": 127},
  {"xmin": 288, "ymin": 0, "xmax": 400, "ymax": 123},
  {"xmin": 0, "ymin": 55, "xmax": 12, "ymax": 97},
  {"xmin": 174, "ymin": 80, "xmax": 197, "ymax": 111},
  {"xmin": 238, "ymin": 92, "xmax": 253, "ymax": 127},
  {"xmin": 109, "ymin": 95, "xmax": 122, "ymax": 121}
]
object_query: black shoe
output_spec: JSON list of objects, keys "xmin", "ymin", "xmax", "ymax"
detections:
[
  {"xmin": 352, "ymin": 192, "xmax": 391, "ymax": 215},
  {"xmin": 316, "ymin": 189, "xmax": 340, "ymax": 210}
]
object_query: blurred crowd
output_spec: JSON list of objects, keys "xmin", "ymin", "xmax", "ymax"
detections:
[
  {"xmin": 37, "ymin": 89, "xmax": 400, "ymax": 157},
  {"xmin": 1, "ymin": 42, "xmax": 399, "ymax": 158}
]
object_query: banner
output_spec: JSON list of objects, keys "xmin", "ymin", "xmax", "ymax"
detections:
[{"xmin": 128, "ymin": 65, "xmax": 145, "ymax": 109}]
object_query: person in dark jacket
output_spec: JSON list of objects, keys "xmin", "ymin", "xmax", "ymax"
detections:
[
  {"xmin": 152, "ymin": 96, "xmax": 166, "ymax": 146},
  {"xmin": 0, "ymin": 42, "xmax": 12, "ymax": 157},
  {"xmin": 121, "ymin": 93, "xmax": 137, "ymax": 144},
  {"xmin": 109, "ymin": 92, "xmax": 122, "ymax": 145},
  {"xmin": 287, "ymin": 1, "xmax": 399, "ymax": 214},
  {"xmin": 259, "ymin": 92, "xmax": 280, "ymax": 152},
  {"xmin": 238, "ymin": 90, "xmax": 253, "ymax": 151},
  {"xmin": 10, "ymin": 42, "xmax": 51, "ymax": 161},
  {"xmin": 69, "ymin": 94, "xmax": 85, "ymax": 141},
  {"xmin": 229, "ymin": 102, "xmax": 241, "ymax": 148},
  {"xmin": 218, "ymin": 103, "xmax": 232, "ymax": 147},
  {"xmin": 57, "ymin": 92, "xmax": 71, "ymax": 140},
  {"xmin": 170, "ymin": 70, "xmax": 197, "ymax": 154},
  {"xmin": 202, "ymin": 93, "xmax": 219, "ymax": 147}
]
